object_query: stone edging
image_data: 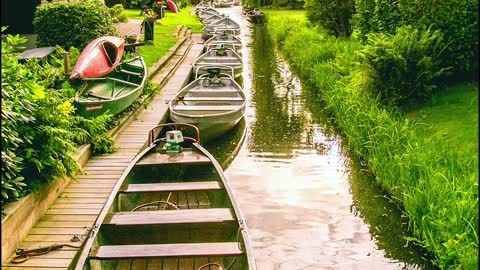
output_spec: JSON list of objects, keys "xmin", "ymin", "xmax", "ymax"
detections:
[{"xmin": 0, "ymin": 29, "xmax": 192, "ymax": 265}]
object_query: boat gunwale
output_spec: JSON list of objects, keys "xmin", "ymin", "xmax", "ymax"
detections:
[
  {"xmin": 194, "ymin": 142, "xmax": 257, "ymax": 270},
  {"xmin": 71, "ymin": 143, "xmax": 155, "ymax": 270},
  {"xmin": 72, "ymin": 137, "xmax": 256, "ymax": 269},
  {"xmin": 169, "ymin": 74, "xmax": 246, "ymax": 119},
  {"xmin": 74, "ymin": 57, "xmax": 147, "ymax": 106}
]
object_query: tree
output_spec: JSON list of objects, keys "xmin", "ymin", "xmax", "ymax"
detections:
[{"xmin": 304, "ymin": 0, "xmax": 355, "ymax": 37}]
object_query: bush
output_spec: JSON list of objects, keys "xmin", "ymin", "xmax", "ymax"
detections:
[
  {"xmin": 304, "ymin": 0, "xmax": 355, "ymax": 37},
  {"xmin": 33, "ymin": 0, "xmax": 119, "ymax": 50},
  {"xmin": 265, "ymin": 13, "xmax": 478, "ymax": 269},
  {"xmin": 105, "ymin": 0, "xmax": 127, "ymax": 8},
  {"xmin": 109, "ymin": 4, "xmax": 128, "ymax": 23},
  {"xmin": 354, "ymin": 0, "xmax": 479, "ymax": 76},
  {"xmin": 1, "ymin": 32, "xmax": 114, "ymax": 209},
  {"xmin": 358, "ymin": 25, "xmax": 450, "ymax": 108}
]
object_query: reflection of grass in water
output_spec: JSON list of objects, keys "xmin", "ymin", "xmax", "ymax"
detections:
[
  {"xmin": 204, "ymin": 118, "xmax": 246, "ymax": 170},
  {"xmin": 348, "ymin": 157, "xmax": 437, "ymax": 269}
]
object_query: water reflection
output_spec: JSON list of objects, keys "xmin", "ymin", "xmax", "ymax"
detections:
[{"xmin": 206, "ymin": 7, "xmax": 435, "ymax": 270}]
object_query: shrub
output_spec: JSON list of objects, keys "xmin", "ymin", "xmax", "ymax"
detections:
[
  {"xmin": 1, "ymin": 32, "xmax": 114, "ymax": 209},
  {"xmin": 358, "ymin": 25, "xmax": 450, "ymax": 109},
  {"xmin": 304, "ymin": 0, "xmax": 355, "ymax": 37},
  {"xmin": 109, "ymin": 4, "xmax": 128, "ymax": 23},
  {"xmin": 354, "ymin": 0, "xmax": 479, "ymax": 75},
  {"xmin": 33, "ymin": 1, "xmax": 119, "ymax": 50},
  {"xmin": 105, "ymin": 0, "xmax": 128, "ymax": 8},
  {"xmin": 265, "ymin": 13, "xmax": 478, "ymax": 268}
]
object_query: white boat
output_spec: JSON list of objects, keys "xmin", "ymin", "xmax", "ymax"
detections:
[
  {"xmin": 195, "ymin": 1, "xmax": 213, "ymax": 14},
  {"xmin": 214, "ymin": 0, "xmax": 234, "ymax": 8},
  {"xmin": 169, "ymin": 66, "xmax": 246, "ymax": 142},
  {"xmin": 205, "ymin": 31, "xmax": 242, "ymax": 53},
  {"xmin": 193, "ymin": 47, "xmax": 243, "ymax": 78},
  {"xmin": 198, "ymin": 8, "xmax": 220, "ymax": 21},
  {"xmin": 202, "ymin": 13, "xmax": 227, "ymax": 25},
  {"xmin": 205, "ymin": 41, "xmax": 242, "ymax": 56},
  {"xmin": 202, "ymin": 17, "xmax": 241, "ymax": 39}
]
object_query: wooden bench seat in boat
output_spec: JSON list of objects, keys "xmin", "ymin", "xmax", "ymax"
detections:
[
  {"xmin": 120, "ymin": 181, "xmax": 223, "ymax": 193},
  {"xmin": 90, "ymin": 242, "xmax": 244, "ymax": 259},
  {"xmin": 103, "ymin": 208, "xmax": 235, "ymax": 225},
  {"xmin": 136, "ymin": 150, "xmax": 212, "ymax": 166},
  {"xmin": 181, "ymin": 97, "xmax": 243, "ymax": 101},
  {"xmin": 188, "ymin": 89, "xmax": 239, "ymax": 94},
  {"xmin": 174, "ymin": 105, "xmax": 241, "ymax": 111}
]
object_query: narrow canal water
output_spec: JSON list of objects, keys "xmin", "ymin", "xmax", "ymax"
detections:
[{"xmin": 206, "ymin": 7, "xmax": 435, "ymax": 270}]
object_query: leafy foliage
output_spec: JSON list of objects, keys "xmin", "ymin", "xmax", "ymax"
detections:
[
  {"xmin": 354, "ymin": 0, "xmax": 479, "ymax": 76},
  {"xmin": 1, "ymin": 32, "xmax": 114, "ymax": 208},
  {"xmin": 109, "ymin": 4, "xmax": 129, "ymax": 23},
  {"xmin": 242, "ymin": 0, "xmax": 304, "ymax": 9},
  {"xmin": 358, "ymin": 25, "xmax": 450, "ymax": 108},
  {"xmin": 265, "ymin": 11, "xmax": 478, "ymax": 269},
  {"xmin": 304, "ymin": 0, "xmax": 355, "ymax": 37},
  {"xmin": 33, "ymin": 0, "xmax": 119, "ymax": 50}
]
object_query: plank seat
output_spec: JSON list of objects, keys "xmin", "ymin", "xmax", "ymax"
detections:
[
  {"xmin": 119, "ymin": 69, "xmax": 143, "ymax": 77},
  {"xmin": 182, "ymin": 97, "xmax": 243, "ymax": 101},
  {"xmin": 103, "ymin": 208, "xmax": 235, "ymax": 225},
  {"xmin": 188, "ymin": 89, "xmax": 238, "ymax": 93},
  {"xmin": 174, "ymin": 105, "xmax": 241, "ymax": 111},
  {"xmin": 136, "ymin": 150, "xmax": 211, "ymax": 166},
  {"xmin": 91, "ymin": 242, "xmax": 243, "ymax": 259},
  {"xmin": 120, "ymin": 181, "xmax": 222, "ymax": 193}
]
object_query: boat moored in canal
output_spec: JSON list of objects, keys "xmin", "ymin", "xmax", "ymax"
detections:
[
  {"xmin": 193, "ymin": 46, "xmax": 243, "ymax": 78},
  {"xmin": 205, "ymin": 30, "xmax": 242, "ymax": 53},
  {"xmin": 73, "ymin": 56, "xmax": 147, "ymax": 118},
  {"xmin": 214, "ymin": 0, "xmax": 234, "ymax": 8},
  {"xmin": 72, "ymin": 123, "xmax": 256, "ymax": 270},
  {"xmin": 70, "ymin": 36, "xmax": 125, "ymax": 80},
  {"xmin": 198, "ymin": 8, "xmax": 221, "ymax": 21},
  {"xmin": 202, "ymin": 17, "xmax": 240, "ymax": 39},
  {"xmin": 170, "ymin": 66, "xmax": 246, "ymax": 142},
  {"xmin": 202, "ymin": 13, "xmax": 228, "ymax": 25},
  {"xmin": 246, "ymin": 9, "xmax": 265, "ymax": 24}
]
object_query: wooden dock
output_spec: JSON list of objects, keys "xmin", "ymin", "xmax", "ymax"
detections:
[{"xmin": 2, "ymin": 34, "xmax": 205, "ymax": 270}]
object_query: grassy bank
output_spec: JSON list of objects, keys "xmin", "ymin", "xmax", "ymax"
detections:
[
  {"xmin": 263, "ymin": 9, "xmax": 478, "ymax": 269},
  {"xmin": 125, "ymin": 6, "xmax": 202, "ymax": 67}
]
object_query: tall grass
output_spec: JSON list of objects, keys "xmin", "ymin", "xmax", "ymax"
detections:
[{"xmin": 264, "ymin": 10, "xmax": 478, "ymax": 269}]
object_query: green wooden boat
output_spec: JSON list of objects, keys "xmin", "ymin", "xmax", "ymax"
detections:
[
  {"xmin": 72, "ymin": 123, "xmax": 256, "ymax": 270},
  {"xmin": 74, "ymin": 56, "xmax": 147, "ymax": 118}
]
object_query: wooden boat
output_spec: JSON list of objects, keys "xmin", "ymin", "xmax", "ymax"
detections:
[
  {"xmin": 195, "ymin": 1, "xmax": 213, "ymax": 14},
  {"xmin": 170, "ymin": 67, "xmax": 246, "ymax": 142},
  {"xmin": 205, "ymin": 41, "xmax": 241, "ymax": 56},
  {"xmin": 214, "ymin": 0, "xmax": 234, "ymax": 8},
  {"xmin": 72, "ymin": 123, "xmax": 256, "ymax": 270},
  {"xmin": 193, "ymin": 47, "xmax": 243, "ymax": 78},
  {"xmin": 246, "ymin": 9, "xmax": 264, "ymax": 24},
  {"xmin": 202, "ymin": 17, "xmax": 240, "ymax": 39},
  {"xmin": 74, "ymin": 56, "xmax": 147, "ymax": 118},
  {"xmin": 202, "ymin": 13, "xmax": 227, "ymax": 25},
  {"xmin": 198, "ymin": 8, "xmax": 220, "ymax": 21},
  {"xmin": 167, "ymin": 0, "xmax": 179, "ymax": 13},
  {"xmin": 70, "ymin": 36, "xmax": 125, "ymax": 80},
  {"xmin": 205, "ymin": 31, "xmax": 242, "ymax": 53}
]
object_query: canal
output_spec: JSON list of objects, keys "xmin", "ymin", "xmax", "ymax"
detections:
[{"xmin": 205, "ymin": 6, "xmax": 436, "ymax": 270}]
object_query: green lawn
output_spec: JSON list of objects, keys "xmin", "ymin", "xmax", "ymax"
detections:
[
  {"xmin": 408, "ymin": 83, "xmax": 479, "ymax": 157},
  {"xmin": 124, "ymin": 6, "xmax": 202, "ymax": 67}
]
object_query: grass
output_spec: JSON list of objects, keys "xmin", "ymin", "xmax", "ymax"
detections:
[
  {"xmin": 264, "ymin": 9, "xmax": 478, "ymax": 269},
  {"xmin": 408, "ymin": 83, "xmax": 478, "ymax": 158},
  {"xmin": 124, "ymin": 6, "xmax": 202, "ymax": 67}
]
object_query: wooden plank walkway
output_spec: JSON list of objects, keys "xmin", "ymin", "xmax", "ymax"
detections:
[{"xmin": 2, "ymin": 34, "xmax": 205, "ymax": 270}]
